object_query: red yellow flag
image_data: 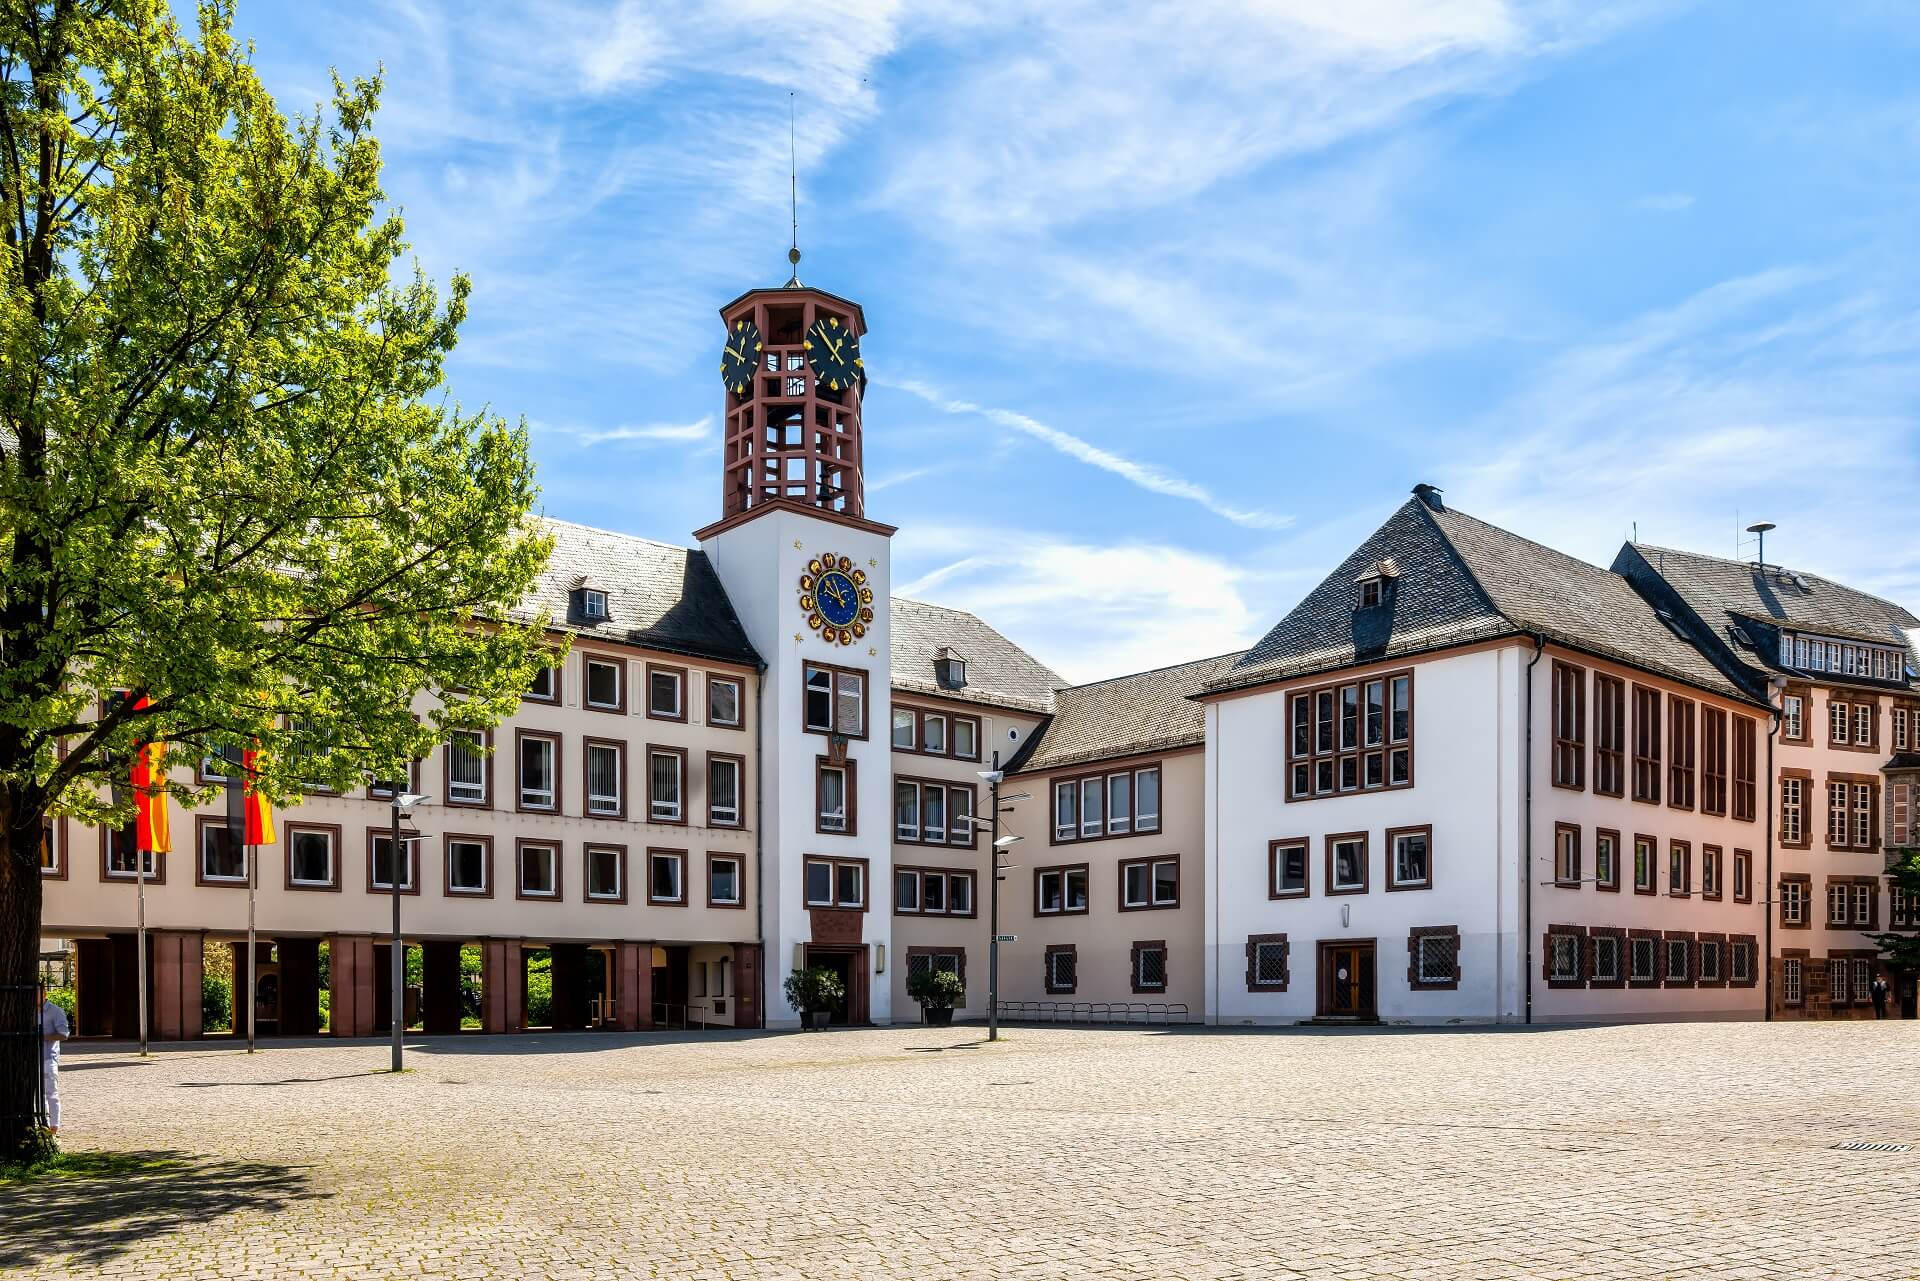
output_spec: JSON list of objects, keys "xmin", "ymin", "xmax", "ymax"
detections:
[
  {"xmin": 242, "ymin": 748, "xmax": 275, "ymax": 846},
  {"xmin": 129, "ymin": 695, "xmax": 171, "ymax": 854}
]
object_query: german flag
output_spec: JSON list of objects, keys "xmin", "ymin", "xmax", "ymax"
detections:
[
  {"xmin": 242, "ymin": 748, "xmax": 275, "ymax": 846},
  {"xmin": 128, "ymin": 695, "xmax": 171, "ymax": 855}
]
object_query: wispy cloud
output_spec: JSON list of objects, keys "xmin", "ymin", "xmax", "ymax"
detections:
[
  {"xmin": 533, "ymin": 416, "xmax": 714, "ymax": 447},
  {"xmin": 891, "ymin": 378, "xmax": 1292, "ymax": 530},
  {"xmin": 1634, "ymin": 192, "xmax": 1695, "ymax": 211}
]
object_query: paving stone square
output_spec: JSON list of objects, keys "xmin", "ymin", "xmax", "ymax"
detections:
[{"xmin": 6, "ymin": 1021, "xmax": 1919, "ymax": 1280}]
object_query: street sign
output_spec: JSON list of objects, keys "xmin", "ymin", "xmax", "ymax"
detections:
[{"xmin": 994, "ymin": 934, "xmax": 1018, "ymax": 943}]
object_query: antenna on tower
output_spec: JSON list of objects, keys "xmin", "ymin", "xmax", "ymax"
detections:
[{"xmin": 786, "ymin": 92, "xmax": 802, "ymax": 287}]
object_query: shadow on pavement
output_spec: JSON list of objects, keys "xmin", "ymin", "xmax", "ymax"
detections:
[{"xmin": 0, "ymin": 1151, "xmax": 322, "ymax": 1270}]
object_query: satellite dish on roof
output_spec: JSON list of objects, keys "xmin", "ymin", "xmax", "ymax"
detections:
[{"xmin": 1745, "ymin": 521, "xmax": 1776, "ymax": 567}]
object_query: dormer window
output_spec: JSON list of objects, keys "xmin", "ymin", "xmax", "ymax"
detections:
[
  {"xmin": 1358, "ymin": 578, "xmax": 1382, "ymax": 610},
  {"xmin": 1353, "ymin": 559, "xmax": 1398, "ymax": 612},
  {"xmin": 569, "ymin": 577, "xmax": 611, "ymax": 625},
  {"xmin": 582, "ymin": 589, "xmax": 608, "ymax": 620},
  {"xmin": 935, "ymin": 647, "xmax": 968, "ymax": 689}
]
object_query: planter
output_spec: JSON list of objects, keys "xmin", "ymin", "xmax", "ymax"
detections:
[
  {"xmin": 921, "ymin": 1005, "xmax": 954, "ymax": 1027},
  {"xmin": 805, "ymin": 1009, "xmax": 832, "ymax": 1030}
]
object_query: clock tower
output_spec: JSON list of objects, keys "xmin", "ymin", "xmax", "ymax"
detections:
[{"xmin": 696, "ymin": 274, "xmax": 897, "ymax": 1028}]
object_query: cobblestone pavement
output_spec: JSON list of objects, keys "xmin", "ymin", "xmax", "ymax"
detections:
[{"xmin": 6, "ymin": 1020, "xmax": 1919, "ymax": 1280}]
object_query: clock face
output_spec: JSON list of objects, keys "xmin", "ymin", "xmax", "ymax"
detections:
[
  {"xmin": 798, "ymin": 552, "xmax": 875, "ymax": 647},
  {"xmin": 803, "ymin": 316, "xmax": 861, "ymax": 392},
  {"xmin": 721, "ymin": 319, "xmax": 763, "ymax": 396}
]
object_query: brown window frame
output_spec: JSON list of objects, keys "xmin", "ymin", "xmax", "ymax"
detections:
[
  {"xmin": 646, "ymin": 743, "xmax": 689, "ymax": 826},
  {"xmin": 100, "ymin": 821, "xmax": 165, "ymax": 884},
  {"xmin": 1587, "ymin": 927, "xmax": 1627, "ymax": 989},
  {"xmin": 1632, "ymin": 833, "xmax": 1656, "ymax": 895},
  {"xmin": 583, "ymin": 842, "xmax": 629, "ymax": 905},
  {"xmin": 1779, "ymin": 872, "xmax": 1811, "ymax": 930},
  {"xmin": 1732, "ymin": 848, "xmax": 1753, "ymax": 904},
  {"xmin": 1731, "ymin": 715, "xmax": 1757, "ymax": 822},
  {"xmin": 1117, "ymin": 855, "xmax": 1180, "ymax": 911},
  {"xmin": 1627, "ymin": 929, "xmax": 1661, "ymax": 988},
  {"xmin": 442, "ymin": 832, "xmax": 493, "ymax": 898},
  {"xmin": 1700, "ymin": 844, "xmax": 1723, "ymax": 901},
  {"xmin": 368, "ymin": 829, "xmax": 422, "ymax": 896},
  {"xmin": 1551, "ymin": 661, "xmax": 1585, "ymax": 790},
  {"xmin": 803, "ymin": 855, "xmax": 869, "ymax": 911},
  {"xmin": 814, "ymin": 756, "xmax": 856, "ymax": 835},
  {"xmin": 1780, "ymin": 685, "xmax": 1810, "ymax": 743},
  {"xmin": 443, "ymin": 728, "xmax": 494, "ymax": 811},
  {"xmin": 1044, "ymin": 943, "xmax": 1078, "ymax": 995},
  {"xmin": 515, "ymin": 729, "xmax": 562, "ymax": 815},
  {"xmin": 38, "ymin": 819, "xmax": 64, "ymax": 881},
  {"xmin": 514, "ymin": 838, "xmax": 562, "ymax": 901},
  {"xmin": 893, "ymin": 775, "xmax": 980, "ymax": 848},
  {"xmin": 1668, "ymin": 838, "xmax": 1691, "ymax": 897},
  {"xmin": 1269, "ymin": 838, "xmax": 1310, "ymax": 898},
  {"xmin": 1544, "ymin": 923, "xmax": 1587, "ymax": 988},
  {"xmin": 893, "ymin": 865, "xmax": 979, "ymax": 918},
  {"xmin": 1033, "ymin": 863, "xmax": 1091, "ymax": 916},
  {"xmin": 582, "ymin": 654, "xmax": 626, "ymax": 715},
  {"xmin": 1048, "ymin": 761, "xmax": 1163, "ymax": 844},
  {"xmin": 706, "ymin": 675, "xmax": 745, "ymax": 730},
  {"xmin": 1552, "ymin": 822, "xmax": 1581, "ymax": 888},
  {"xmin": 1667, "ymin": 694, "xmax": 1696, "ymax": 811},
  {"xmin": 1700, "ymin": 705, "xmax": 1728, "ymax": 817},
  {"xmin": 523, "ymin": 657, "xmax": 561, "ymax": 705},
  {"xmin": 644, "ymin": 663, "xmax": 688, "ymax": 723},
  {"xmin": 582, "ymin": 736, "xmax": 627, "ymax": 822},
  {"xmin": 1245, "ymin": 933, "xmax": 1290, "ymax": 992},
  {"xmin": 1286, "ymin": 668, "xmax": 1414, "ymax": 802},
  {"xmin": 645, "ymin": 847, "xmax": 687, "ymax": 906},
  {"xmin": 1407, "ymin": 924, "xmax": 1461, "ymax": 990},
  {"xmin": 1663, "ymin": 931, "xmax": 1695, "ymax": 987},
  {"xmin": 706, "ymin": 852, "xmax": 746, "ymax": 908},
  {"xmin": 1594, "ymin": 673, "xmax": 1626, "ymax": 797},
  {"xmin": 1631, "ymin": 684, "xmax": 1661, "ymax": 804},
  {"xmin": 1780, "ymin": 769, "xmax": 1812, "ymax": 848},
  {"xmin": 707, "ymin": 752, "xmax": 746, "ymax": 829},
  {"xmin": 1385, "ymin": 824, "xmax": 1433, "ymax": 891},
  {"xmin": 193, "ymin": 815, "xmax": 249, "ymax": 889},
  {"xmin": 283, "ymin": 822, "xmax": 343, "ymax": 892},
  {"xmin": 1728, "ymin": 934, "xmax": 1759, "ymax": 987},
  {"xmin": 1130, "ymin": 940, "xmax": 1169, "ymax": 994},
  {"xmin": 1595, "ymin": 827, "xmax": 1622, "ymax": 893},
  {"xmin": 1324, "ymin": 831, "xmax": 1369, "ymax": 896},
  {"xmin": 891, "ymin": 703, "xmax": 983, "ymax": 762},
  {"xmin": 801, "ymin": 660, "xmax": 869, "ymax": 740}
]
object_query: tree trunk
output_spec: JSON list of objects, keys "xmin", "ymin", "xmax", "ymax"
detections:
[{"xmin": 0, "ymin": 785, "xmax": 48, "ymax": 1159}]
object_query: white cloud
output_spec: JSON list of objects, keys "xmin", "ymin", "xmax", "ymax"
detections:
[
  {"xmin": 896, "ymin": 527, "xmax": 1263, "ymax": 683},
  {"xmin": 1634, "ymin": 192, "xmax": 1696, "ymax": 211},
  {"xmin": 533, "ymin": 416, "xmax": 714, "ymax": 447},
  {"xmin": 891, "ymin": 378, "xmax": 1292, "ymax": 530}
]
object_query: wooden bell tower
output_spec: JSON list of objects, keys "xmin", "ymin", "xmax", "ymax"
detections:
[{"xmin": 717, "ymin": 285, "xmax": 868, "ymax": 521}]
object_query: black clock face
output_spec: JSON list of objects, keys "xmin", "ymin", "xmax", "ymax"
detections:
[
  {"xmin": 804, "ymin": 316, "xmax": 861, "ymax": 392},
  {"xmin": 721, "ymin": 319, "xmax": 763, "ymax": 396}
]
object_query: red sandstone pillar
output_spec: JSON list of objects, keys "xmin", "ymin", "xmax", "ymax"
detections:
[
  {"xmin": 328, "ymin": 934, "xmax": 376, "ymax": 1038},
  {"xmin": 732, "ymin": 943, "xmax": 762, "ymax": 1029},
  {"xmin": 149, "ymin": 930, "xmax": 204, "ymax": 1041},
  {"xmin": 481, "ymin": 939, "xmax": 525, "ymax": 1033}
]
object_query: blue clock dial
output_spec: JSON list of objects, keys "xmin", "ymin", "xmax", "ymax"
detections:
[{"xmin": 815, "ymin": 570, "xmax": 860, "ymax": 627}]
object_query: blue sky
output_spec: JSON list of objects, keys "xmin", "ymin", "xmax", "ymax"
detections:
[{"xmin": 234, "ymin": 1, "xmax": 1920, "ymax": 683}]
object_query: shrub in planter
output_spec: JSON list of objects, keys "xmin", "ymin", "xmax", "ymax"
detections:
[
  {"xmin": 202, "ymin": 973, "xmax": 233, "ymax": 1033},
  {"xmin": 783, "ymin": 967, "xmax": 845, "ymax": 1029},
  {"xmin": 906, "ymin": 968, "xmax": 965, "ymax": 1026}
]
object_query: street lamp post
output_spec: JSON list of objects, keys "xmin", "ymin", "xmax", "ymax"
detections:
[
  {"xmin": 976, "ymin": 761, "xmax": 1028, "ymax": 1044},
  {"xmin": 386, "ymin": 785, "xmax": 428, "ymax": 1073}
]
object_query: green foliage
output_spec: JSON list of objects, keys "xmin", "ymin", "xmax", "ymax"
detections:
[
  {"xmin": 906, "ymin": 967, "xmax": 965, "ymax": 1012},
  {"xmin": 0, "ymin": 0, "xmax": 555, "ymax": 826},
  {"xmin": 0, "ymin": 1126, "xmax": 58, "ymax": 1177},
  {"xmin": 783, "ymin": 966, "xmax": 844, "ymax": 1014},
  {"xmin": 43, "ymin": 985, "xmax": 75, "ymax": 1021},
  {"xmin": 317, "ymin": 985, "xmax": 330, "ymax": 1032},
  {"xmin": 1868, "ymin": 847, "xmax": 1920, "ymax": 974},
  {"xmin": 201, "ymin": 972, "xmax": 232, "ymax": 1031},
  {"xmin": 526, "ymin": 950, "xmax": 552, "ymax": 1027}
]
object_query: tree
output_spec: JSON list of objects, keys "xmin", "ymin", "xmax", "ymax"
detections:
[
  {"xmin": 1869, "ymin": 846, "xmax": 1920, "ymax": 977},
  {"xmin": 0, "ymin": 1, "xmax": 553, "ymax": 1157}
]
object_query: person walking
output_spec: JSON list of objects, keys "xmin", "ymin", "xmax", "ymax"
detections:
[
  {"xmin": 38, "ymin": 983, "xmax": 70, "ymax": 1134},
  {"xmin": 1870, "ymin": 974, "xmax": 1890, "ymax": 1020}
]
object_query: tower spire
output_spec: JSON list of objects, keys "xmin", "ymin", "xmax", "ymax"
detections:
[{"xmin": 786, "ymin": 92, "xmax": 802, "ymax": 287}]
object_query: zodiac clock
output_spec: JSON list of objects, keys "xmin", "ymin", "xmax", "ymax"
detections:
[{"xmin": 798, "ymin": 552, "xmax": 874, "ymax": 646}]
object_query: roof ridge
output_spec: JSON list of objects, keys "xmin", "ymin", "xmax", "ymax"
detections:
[
  {"xmin": 1632, "ymin": 541, "xmax": 1919, "ymax": 625},
  {"xmin": 1060, "ymin": 649, "xmax": 1247, "ymax": 693}
]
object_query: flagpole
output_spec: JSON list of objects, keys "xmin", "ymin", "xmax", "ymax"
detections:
[
  {"xmin": 246, "ymin": 841, "xmax": 257, "ymax": 1054},
  {"xmin": 136, "ymin": 852, "xmax": 148, "ymax": 1058}
]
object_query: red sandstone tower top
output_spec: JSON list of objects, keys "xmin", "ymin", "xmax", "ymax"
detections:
[{"xmin": 716, "ymin": 280, "xmax": 869, "ymax": 523}]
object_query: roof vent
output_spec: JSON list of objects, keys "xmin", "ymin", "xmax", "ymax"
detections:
[
  {"xmin": 1412, "ymin": 483, "xmax": 1444, "ymax": 512},
  {"xmin": 935, "ymin": 647, "xmax": 968, "ymax": 690},
  {"xmin": 1727, "ymin": 623, "xmax": 1755, "ymax": 650},
  {"xmin": 1654, "ymin": 608, "xmax": 1690, "ymax": 641}
]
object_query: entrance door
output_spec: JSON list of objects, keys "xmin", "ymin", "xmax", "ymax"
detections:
[
  {"xmin": 1320, "ymin": 941, "xmax": 1377, "ymax": 1018},
  {"xmin": 803, "ymin": 946, "xmax": 868, "ymax": 1026}
]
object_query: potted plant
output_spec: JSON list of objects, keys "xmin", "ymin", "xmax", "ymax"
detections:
[
  {"xmin": 906, "ymin": 968, "xmax": 965, "ymax": 1027},
  {"xmin": 784, "ymin": 966, "xmax": 845, "ymax": 1030}
]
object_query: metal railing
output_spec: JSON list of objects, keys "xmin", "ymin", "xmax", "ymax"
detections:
[{"xmin": 995, "ymin": 1000, "xmax": 1194, "ymax": 1026}]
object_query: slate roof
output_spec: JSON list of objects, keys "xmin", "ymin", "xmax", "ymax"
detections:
[
  {"xmin": 1013, "ymin": 651, "xmax": 1245, "ymax": 774},
  {"xmin": 514, "ymin": 518, "xmax": 761, "ymax": 666},
  {"xmin": 1623, "ymin": 543, "xmax": 1920, "ymax": 653},
  {"xmin": 890, "ymin": 598, "xmax": 1067, "ymax": 714},
  {"xmin": 1208, "ymin": 495, "xmax": 1759, "ymax": 704}
]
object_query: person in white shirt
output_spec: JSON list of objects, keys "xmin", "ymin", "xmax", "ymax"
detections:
[{"xmin": 39, "ymin": 983, "xmax": 70, "ymax": 1134}]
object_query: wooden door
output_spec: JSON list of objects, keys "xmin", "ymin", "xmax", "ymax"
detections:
[{"xmin": 1322, "ymin": 942, "xmax": 1377, "ymax": 1017}]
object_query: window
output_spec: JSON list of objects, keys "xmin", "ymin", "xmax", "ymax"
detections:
[
  {"xmin": 1327, "ymin": 833, "xmax": 1368, "ymax": 894},
  {"xmin": 585, "ymin": 739, "xmax": 624, "ymax": 818},
  {"xmin": 1782, "ymin": 956, "xmax": 1804, "ymax": 1005},
  {"xmin": 585, "ymin": 657, "xmax": 623, "ymax": 712},
  {"xmin": 1247, "ymin": 935, "xmax": 1290, "ymax": 990},
  {"xmin": 1553, "ymin": 824, "xmax": 1580, "ymax": 887},
  {"xmin": 1733, "ymin": 849, "xmax": 1752, "ymax": 903},
  {"xmin": 1035, "ymin": 864, "xmax": 1090, "ymax": 915},
  {"xmin": 1631, "ymin": 684, "xmax": 1661, "ymax": 803},
  {"xmin": 1358, "ymin": 576, "xmax": 1382, "ymax": 609},
  {"xmin": 580, "ymin": 588, "xmax": 608, "ymax": 620},
  {"xmin": 1591, "ymin": 934, "xmax": 1622, "ymax": 984},
  {"xmin": 584, "ymin": 845, "xmax": 625, "ymax": 902},
  {"xmin": 1781, "ymin": 776, "xmax": 1805, "ymax": 845},
  {"xmin": 1731, "ymin": 940, "xmax": 1754, "ymax": 984},
  {"xmin": 707, "ymin": 677, "xmax": 742, "ymax": 728},
  {"xmin": 1051, "ymin": 764, "xmax": 1160, "ymax": 841},
  {"xmin": 526, "ymin": 663, "xmax": 558, "ymax": 703},
  {"xmin": 906, "ymin": 950, "xmax": 966, "ymax": 990},
  {"xmin": 446, "ymin": 836, "xmax": 489, "ymax": 895},
  {"xmin": 1896, "ymin": 885, "xmax": 1919, "ymax": 929},
  {"xmin": 1270, "ymin": 839, "xmax": 1309, "ymax": 897},
  {"xmin": 893, "ymin": 777, "xmax": 978, "ymax": 847},
  {"xmin": 1700, "ymin": 706, "xmax": 1727, "ymax": 816},
  {"xmin": 1409, "ymin": 926, "xmax": 1460, "ymax": 989},
  {"xmin": 1630, "ymin": 936, "xmax": 1657, "ymax": 984},
  {"xmin": 708, "ymin": 854, "xmax": 743, "ymax": 907},
  {"xmin": 1045, "ymin": 945, "xmax": 1077, "ymax": 994},
  {"xmin": 804, "ymin": 857, "xmax": 865, "ymax": 909},
  {"xmin": 1132, "ymin": 942, "xmax": 1168, "ymax": 993},
  {"xmin": 895, "ymin": 867, "xmax": 978, "ymax": 917},
  {"xmin": 815, "ymin": 759, "xmax": 851, "ymax": 833},
  {"xmin": 1633, "ymin": 835, "xmax": 1655, "ymax": 893},
  {"xmin": 517, "ymin": 733, "xmax": 558, "ymax": 812},
  {"xmin": 1287, "ymin": 670, "xmax": 1413, "ymax": 799},
  {"xmin": 1827, "ymin": 780, "xmax": 1850, "ymax": 845},
  {"xmin": 1780, "ymin": 877, "xmax": 1809, "ymax": 927},
  {"xmin": 1895, "ymin": 706, "xmax": 1912, "ymax": 751},
  {"xmin": 1853, "ymin": 958, "xmax": 1874, "ymax": 1006},
  {"xmin": 1782, "ymin": 693, "xmax": 1804, "ymax": 741},
  {"xmin": 1853, "ymin": 781, "xmax": 1874, "ymax": 849},
  {"xmin": 952, "ymin": 718, "xmax": 978, "ymax": 760},
  {"xmin": 950, "ymin": 788, "xmax": 975, "ymax": 847},
  {"xmin": 1896, "ymin": 779, "xmax": 1915, "ymax": 848},
  {"xmin": 1826, "ymin": 779, "xmax": 1876, "ymax": 850},
  {"xmin": 1552, "ymin": 662, "xmax": 1585, "ymax": 789},
  {"xmin": 1595, "ymin": 830, "xmax": 1619, "ymax": 891},
  {"xmin": 1548, "ymin": 932, "xmax": 1582, "ymax": 983},
  {"xmin": 649, "ymin": 747, "xmax": 685, "ymax": 823},
  {"xmin": 1668, "ymin": 841, "xmax": 1690, "ymax": 897},
  {"xmin": 1701, "ymin": 846, "xmax": 1721, "ymax": 900},
  {"xmin": 104, "ymin": 823, "xmax": 156, "ymax": 879},
  {"xmin": 647, "ymin": 849, "xmax": 684, "ymax": 904},
  {"xmin": 286, "ymin": 826, "xmax": 336, "ymax": 889},
  {"xmin": 517, "ymin": 842, "xmax": 558, "ymax": 898},
  {"xmin": 1388, "ymin": 825, "xmax": 1431, "ymax": 890},
  {"xmin": 1828, "ymin": 957, "xmax": 1849, "ymax": 1004},
  {"xmin": 1854, "ymin": 702, "xmax": 1875, "ymax": 747},
  {"xmin": 1667, "ymin": 695, "xmax": 1695, "ymax": 810},
  {"xmin": 1698, "ymin": 939, "xmax": 1721, "ymax": 983},
  {"xmin": 1665, "ymin": 937, "xmax": 1691, "ymax": 984},
  {"xmin": 1119, "ymin": 857, "xmax": 1179, "ymax": 909},
  {"xmin": 1594, "ymin": 673, "xmax": 1626, "ymax": 796},
  {"xmin": 370, "ymin": 833, "xmax": 417, "ymax": 892},
  {"xmin": 892, "ymin": 708, "xmax": 914, "ymax": 749},
  {"xmin": 447, "ymin": 730, "xmax": 488, "ymax": 806},
  {"xmin": 921, "ymin": 714, "xmax": 946, "ymax": 754},
  {"xmin": 200, "ymin": 822, "xmax": 246, "ymax": 883},
  {"xmin": 37, "ymin": 822, "xmax": 58, "ymax": 877},
  {"xmin": 802, "ymin": 663, "xmax": 866, "ymax": 737},
  {"xmin": 708, "ymin": 755, "xmax": 743, "ymax": 827},
  {"xmin": 646, "ymin": 665, "xmax": 685, "ymax": 721},
  {"xmin": 1826, "ymin": 880, "xmax": 1875, "ymax": 928}
]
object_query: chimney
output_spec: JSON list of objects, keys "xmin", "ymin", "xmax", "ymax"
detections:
[{"xmin": 1412, "ymin": 483, "xmax": 1444, "ymax": 513}]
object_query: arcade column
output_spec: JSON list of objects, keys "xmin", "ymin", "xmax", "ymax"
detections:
[{"xmin": 328, "ymin": 934, "xmax": 376, "ymax": 1038}]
